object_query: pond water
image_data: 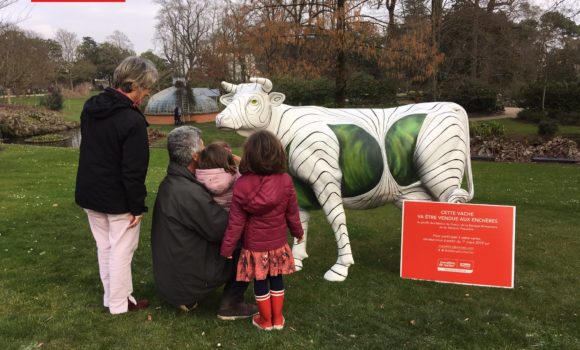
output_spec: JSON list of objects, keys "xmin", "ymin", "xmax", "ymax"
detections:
[{"xmin": 1, "ymin": 128, "xmax": 81, "ymax": 148}]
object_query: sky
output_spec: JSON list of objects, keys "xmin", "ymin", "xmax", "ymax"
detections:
[
  {"xmin": 4, "ymin": 0, "xmax": 578, "ymax": 56},
  {"xmin": 6, "ymin": 0, "xmax": 160, "ymax": 54}
]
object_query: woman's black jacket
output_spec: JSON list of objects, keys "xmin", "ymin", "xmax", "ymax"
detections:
[{"xmin": 75, "ymin": 88, "xmax": 149, "ymax": 216}]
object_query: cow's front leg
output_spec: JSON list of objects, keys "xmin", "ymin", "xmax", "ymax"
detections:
[
  {"xmin": 292, "ymin": 209, "xmax": 309, "ymax": 271},
  {"xmin": 312, "ymin": 178, "xmax": 354, "ymax": 282}
]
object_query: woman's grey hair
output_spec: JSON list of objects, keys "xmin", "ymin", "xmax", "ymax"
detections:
[
  {"xmin": 167, "ymin": 126, "xmax": 203, "ymax": 167},
  {"xmin": 113, "ymin": 56, "xmax": 158, "ymax": 93}
]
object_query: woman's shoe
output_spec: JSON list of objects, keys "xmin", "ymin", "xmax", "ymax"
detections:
[{"xmin": 128, "ymin": 298, "xmax": 149, "ymax": 312}]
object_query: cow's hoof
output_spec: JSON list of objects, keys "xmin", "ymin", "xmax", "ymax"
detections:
[
  {"xmin": 443, "ymin": 188, "xmax": 470, "ymax": 203},
  {"xmin": 323, "ymin": 264, "xmax": 349, "ymax": 282},
  {"xmin": 294, "ymin": 258, "xmax": 303, "ymax": 271}
]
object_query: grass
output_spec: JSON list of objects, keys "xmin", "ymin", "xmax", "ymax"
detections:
[
  {"xmin": 149, "ymin": 124, "xmax": 246, "ymax": 150},
  {"xmin": 0, "ymin": 139, "xmax": 578, "ymax": 349}
]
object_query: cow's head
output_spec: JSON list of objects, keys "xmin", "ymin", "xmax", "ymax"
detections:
[{"xmin": 216, "ymin": 77, "xmax": 285, "ymax": 136}]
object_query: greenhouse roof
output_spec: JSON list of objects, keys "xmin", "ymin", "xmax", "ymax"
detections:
[{"xmin": 144, "ymin": 86, "xmax": 220, "ymax": 115}]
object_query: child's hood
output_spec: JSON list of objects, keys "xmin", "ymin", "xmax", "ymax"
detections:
[
  {"xmin": 195, "ymin": 168, "xmax": 239, "ymax": 196},
  {"xmin": 237, "ymin": 173, "xmax": 287, "ymax": 215}
]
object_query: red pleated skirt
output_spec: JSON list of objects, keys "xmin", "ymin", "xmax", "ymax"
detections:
[{"xmin": 236, "ymin": 243, "xmax": 296, "ymax": 282}]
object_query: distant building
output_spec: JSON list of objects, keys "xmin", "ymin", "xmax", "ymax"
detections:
[{"xmin": 144, "ymin": 86, "xmax": 220, "ymax": 125}]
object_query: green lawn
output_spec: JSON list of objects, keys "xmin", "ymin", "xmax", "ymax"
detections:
[{"xmin": 0, "ymin": 141, "xmax": 578, "ymax": 349}]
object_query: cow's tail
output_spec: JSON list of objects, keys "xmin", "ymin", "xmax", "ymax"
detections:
[
  {"xmin": 458, "ymin": 105, "xmax": 475, "ymax": 202},
  {"xmin": 443, "ymin": 104, "xmax": 475, "ymax": 203}
]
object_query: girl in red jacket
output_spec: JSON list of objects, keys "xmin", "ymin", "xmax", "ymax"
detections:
[{"xmin": 220, "ymin": 130, "xmax": 304, "ymax": 331}]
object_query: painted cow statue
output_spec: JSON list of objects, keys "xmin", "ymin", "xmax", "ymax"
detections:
[{"xmin": 216, "ymin": 77, "xmax": 474, "ymax": 282}]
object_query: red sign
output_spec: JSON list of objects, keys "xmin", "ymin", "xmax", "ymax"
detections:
[
  {"xmin": 31, "ymin": 1, "xmax": 125, "ymax": 2},
  {"xmin": 401, "ymin": 201, "xmax": 515, "ymax": 288}
]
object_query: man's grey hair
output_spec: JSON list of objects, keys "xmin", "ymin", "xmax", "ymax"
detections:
[
  {"xmin": 167, "ymin": 126, "xmax": 203, "ymax": 167},
  {"xmin": 113, "ymin": 56, "xmax": 158, "ymax": 92}
]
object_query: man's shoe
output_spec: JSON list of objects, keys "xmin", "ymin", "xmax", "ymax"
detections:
[
  {"xmin": 217, "ymin": 302, "xmax": 258, "ymax": 320},
  {"xmin": 178, "ymin": 302, "xmax": 198, "ymax": 313},
  {"xmin": 128, "ymin": 298, "xmax": 149, "ymax": 312}
]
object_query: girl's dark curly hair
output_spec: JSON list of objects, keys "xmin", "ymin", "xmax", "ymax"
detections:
[{"xmin": 239, "ymin": 130, "xmax": 287, "ymax": 175}]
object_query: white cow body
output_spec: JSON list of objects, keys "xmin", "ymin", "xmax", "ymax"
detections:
[{"xmin": 217, "ymin": 77, "xmax": 474, "ymax": 281}]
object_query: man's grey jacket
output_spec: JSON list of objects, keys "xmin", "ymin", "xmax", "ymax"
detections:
[{"xmin": 151, "ymin": 162, "xmax": 233, "ymax": 306}]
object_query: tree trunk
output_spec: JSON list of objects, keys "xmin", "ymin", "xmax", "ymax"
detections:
[
  {"xmin": 470, "ymin": 1, "xmax": 480, "ymax": 79},
  {"xmin": 387, "ymin": 0, "xmax": 397, "ymax": 41},
  {"xmin": 335, "ymin": 0, "xmax": 346, "ymax": 107},
  {"xmin": 6, "ymin": 88, "xmax": 11, "ymax": 105},
  {"xmin": 431, "ymin": 0, "xmax": 443, "ymax": 101},
  {"xmin": 541, "ymin": 63, "xmax": 548, "ymax": 111}
]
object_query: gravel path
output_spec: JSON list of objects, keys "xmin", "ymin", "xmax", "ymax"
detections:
[{"xmin": 469, "ymin": 107, "xmax": 522, "ymax": 121}]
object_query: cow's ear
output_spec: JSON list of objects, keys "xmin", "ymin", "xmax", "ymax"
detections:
[
  {"xmin": 220, "ymin": 93, "xmax": 235, "ymax": 106},
  {"xmin": 269, "ymin": 92, "xmax": 285, "ymax": 107}
]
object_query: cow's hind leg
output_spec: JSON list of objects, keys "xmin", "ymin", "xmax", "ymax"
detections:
[
  {"xmin": 292, "ymin": 210, "xmax": 310, "ymax": 271},
  {"xmin": 394, "ymin": 186, "xmax": 434, "ymax": 208},
  {"xmin": 415, "ymin": 115, "xmax": 470, "ymax": 203}
]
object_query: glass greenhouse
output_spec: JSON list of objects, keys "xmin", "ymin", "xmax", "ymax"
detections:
[{"xmin": 144, "ymin": 86, "xmax": 220, "ymax": 116}]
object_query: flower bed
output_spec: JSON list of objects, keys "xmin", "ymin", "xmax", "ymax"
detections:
[
  {"xmin": 0, "ymin": 105, "xmax": 78, "ymax": 138},
  {"xmin": 471, "ymin": 136, "xmax": 580, "ymax": 163}
]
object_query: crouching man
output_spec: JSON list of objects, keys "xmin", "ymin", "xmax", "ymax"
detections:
[{"xmin": 151, "ymin": 126, "xmax": 257, "ymax": 319}]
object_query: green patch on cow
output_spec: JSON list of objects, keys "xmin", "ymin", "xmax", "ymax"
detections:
[
  {"xmin": 385, "ymin": 114, "xmax": 427, "ymax": 186},
  {"xmin": 328, "ymin": 124, "xmax": 383, "ymax": 197},
  {"xmin": 285, "ymin": 143, "xmax": 321, "ymax": 210},
  {"xmin": 292, "ymin": 176, "xmax": 321, "ymax": 210}
]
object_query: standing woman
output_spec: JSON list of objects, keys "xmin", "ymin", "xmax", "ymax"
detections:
[{"xmin": 75, "ymin": 56, "xmax": 158, "ymax": 314}]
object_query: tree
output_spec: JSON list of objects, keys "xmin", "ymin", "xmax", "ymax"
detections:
[
  {"xmin": 0, "ymin": 28, "xmax": 59, "ymax": 102},
  {"xmin": 140, "ymin": 50, "xmax": 172, "ymax": 88},
  {"xmin": 71, "ymin": 59, "xmax": 97, "ymax": 85},
  {"xmin": 0, "ymin": 0, "xmax": 17, "ymax": 30},
  {"xmin": 243, "ymin": 0, "xmax": 396, "ymax": 106},
  {"xmin": 106, "ymin": 30, "xmax": 135, "ymax": 53},
  {"xmin": 154, "ymin": 0, "xmax": 217, "ymax": 82},
  {"xmin": 96, "ymin": 42, "xmax": 134, "ymax": 86},
  {"xmin": 54, "ymin": 29, "xmax": 80, "ymax": 89},
  {"xmin": 77, "ymin": 36, "xmax": 133, "ymax": 85},
  {"xmin": 536, "ymin": 11, "xmax": 579, "ymax": 110},
  {"xmin": 76, "ymin": 36, "xmax": 99, "ymax": 64}
]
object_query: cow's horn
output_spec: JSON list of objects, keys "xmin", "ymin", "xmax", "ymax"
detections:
[
  {"xmin": 221, "ymin": 81, "xmax": 238, "ymax": 93},
  {"xmin": 250, "ymin": 77, "xmax": 273, "ymax": 93}
]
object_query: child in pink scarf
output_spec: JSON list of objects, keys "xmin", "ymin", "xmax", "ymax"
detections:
[{"xmin": 196, "ymin": 142, "xmax": 240, "ymax": 211}]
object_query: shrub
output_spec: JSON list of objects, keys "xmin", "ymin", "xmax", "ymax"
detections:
[
  {"xmin": 441, "ymin": 79, "xmax": 502, "ymax": 113},
  {"xmin": 517, "ymin": 82, "xmax": 580, "ymax": 112},
  {"xmin": 345, "ymin": 72, "xmax": 396, "ymax": 106},
  {"xmin": 61, "ymin": 83, "xmax": 92, "ymax": 98},
  {"xmin": 517, "ymin": 109, "xmax": 580, "ymax": 126},
  {"xmin": 547, "ymin": 110, "xmax": 580, "ymax": 126},
  {"xmin": 537, "ymin": 119, "xmax": 559, "ymax": 137},
  {"xmin": 274, "ymin": 76, "xmax": 334, "ymax": 106},
  {"xmin": 470, "ymin": 121, "xmax": 506, "ymax": 138},
  {"xmin": 40, "ymin": 88, "xmax": 64, "ymax": 111},
  {"xmin": 517, "ymin": 109, "xmax": 548, "ymax": 123}
]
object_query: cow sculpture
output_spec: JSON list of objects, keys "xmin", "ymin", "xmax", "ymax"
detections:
[{"xmin": 216, "ymin": 77, "xmax": 474, "ymax": 282}]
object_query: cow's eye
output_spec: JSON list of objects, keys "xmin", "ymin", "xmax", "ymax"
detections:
[{"xmin": 250, "ymin": 99, "xmax": 258, "ymax": 106}]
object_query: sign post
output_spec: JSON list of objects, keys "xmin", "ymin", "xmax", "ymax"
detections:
[{"xmin": 401, "ymin": 201, "xmax": 516, "ymax": 288}]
